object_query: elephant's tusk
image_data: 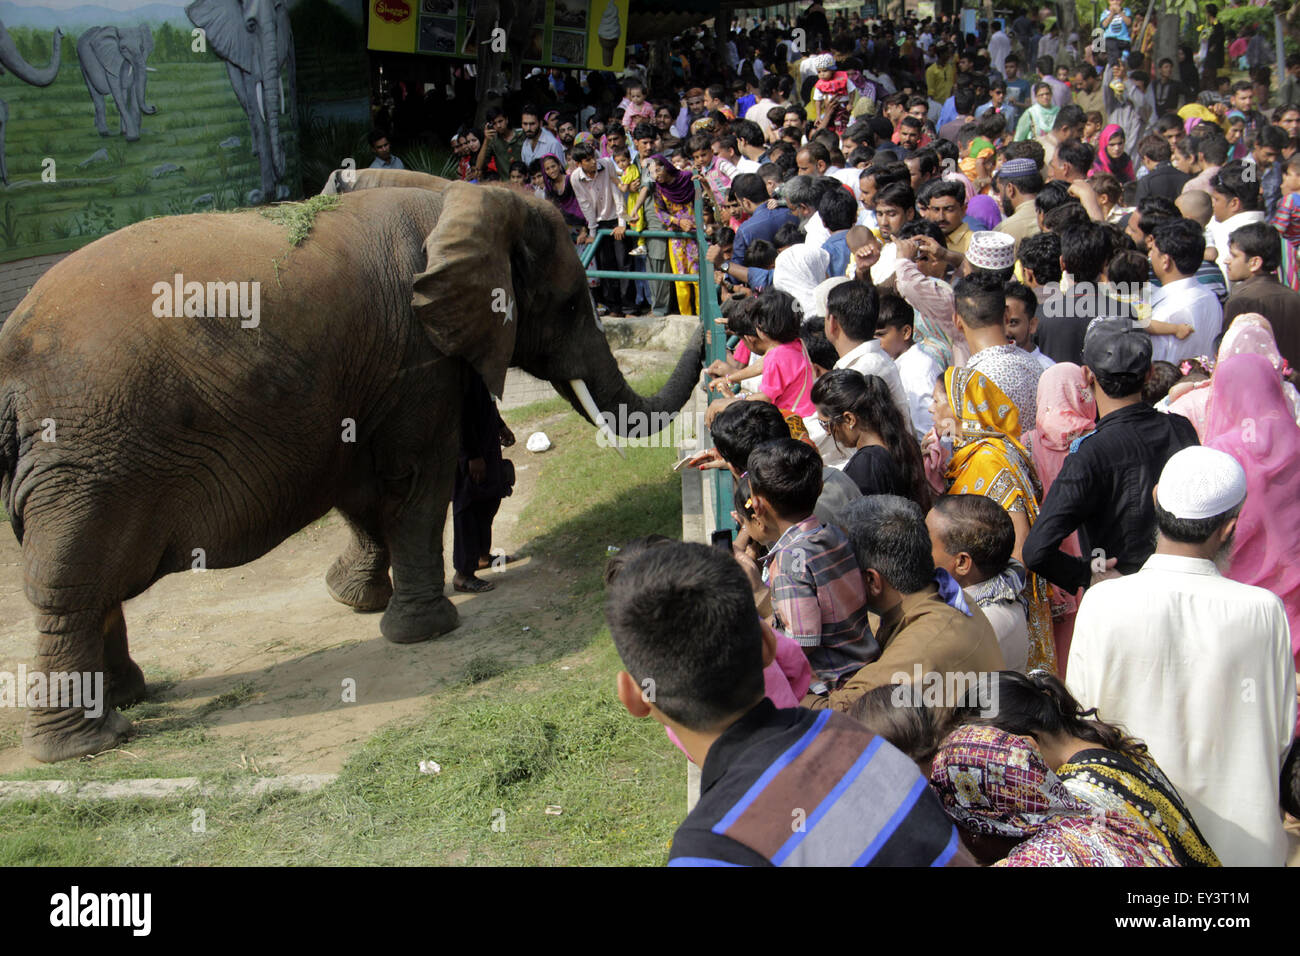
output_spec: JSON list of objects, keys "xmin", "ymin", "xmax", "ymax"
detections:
[
  {"xmin": 255, "ymin": 81, "xmax": 266, "ymax": 123},
  {"xmin": 569, "ymin": 379, "xmax": 625, "ymax": 459},
  {"xmin": 145, "ymin": 66, "xmax": 158, "ymax": 72}
]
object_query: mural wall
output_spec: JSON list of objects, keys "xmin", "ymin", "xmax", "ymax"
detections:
[{"xmin": 0, "ymin": 0, "xmax": 368, "ymax": 268}]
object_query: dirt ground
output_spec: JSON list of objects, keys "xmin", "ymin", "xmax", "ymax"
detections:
[{"xmin": 0, "ymin": 419, "xmax": 580, "ymax": 776}]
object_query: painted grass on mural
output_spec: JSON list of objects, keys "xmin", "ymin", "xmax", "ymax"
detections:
[{"xmin": 1, "ymin": 58, "xmax": 297, "ymax": 264}]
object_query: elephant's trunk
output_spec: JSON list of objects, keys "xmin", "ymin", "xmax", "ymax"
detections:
[
  {"xmin": 0, "ymin": 26, "xmax": 61, "ymax": 87},
  {"xmin": 259, "ymin": 26, "xmax": 284, "ymax": 180},
  {"xmin": 553, "ymin": 322, "xmax": 704, "ymax": 440}
]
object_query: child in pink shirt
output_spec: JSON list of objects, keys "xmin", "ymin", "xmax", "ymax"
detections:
[
  {"xmin": 753, "ymin": 290, "xmax": 816, "ymax": 417},
  {"xmin": 620, "ymin": 81, "xmax": 656, "ymax": 132}
]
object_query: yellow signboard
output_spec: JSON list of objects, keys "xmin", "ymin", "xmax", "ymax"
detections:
[{"xmin": 366, "ymin": 0, "xmax": 629, "ymax": 70}]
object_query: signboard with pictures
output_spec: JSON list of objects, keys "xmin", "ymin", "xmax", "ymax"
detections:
[{"xmin": 369, "ymin": 0, "xmax": 627, "ymax": 71}]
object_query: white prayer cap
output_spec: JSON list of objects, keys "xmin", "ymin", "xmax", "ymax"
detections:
[
  {"xmin": 1156, "ymin": 446, "xmax": 1247, "ymax": 521},
  {"xmin": 965, "ymin": 231, "xmax": 1016, "ymax": 272}
]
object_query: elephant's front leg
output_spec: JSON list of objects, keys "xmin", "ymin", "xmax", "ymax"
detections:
[{"xmin": 378, "ymin": 453, "xmax": 460, "ymax": 644}]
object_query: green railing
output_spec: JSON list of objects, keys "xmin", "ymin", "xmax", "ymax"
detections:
[{"xmin": 577, "ymin": 181, "xmax": 735, "ymax": 540}]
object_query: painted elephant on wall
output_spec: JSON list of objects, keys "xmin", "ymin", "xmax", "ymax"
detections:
[
  {"xmin": 0, "ymin": 169, "xmax": 703, "ymax": 762},
  {"xmin": 187, "ymin": 0, "xmax": 296, "ymax": 204},
  {"xmin": 0, "ymin": 23, "xmax": 63, "ymax": 185},
  {"xmin": 78, "ymin": 25, "xmax": 158, "ymax": 142},
  {"xmin": 474, "ymin": 0, "xmax": 543, "ymax": 123}
]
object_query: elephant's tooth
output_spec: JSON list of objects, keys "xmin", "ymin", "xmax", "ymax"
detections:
[{"xmin": 570, "ymin": 379, "xmax": 625, "ymax": 459}]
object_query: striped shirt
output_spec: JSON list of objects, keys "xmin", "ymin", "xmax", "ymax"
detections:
[
  {"xmin": 764, "ymin": 516, "xmax": 877, "ymax": 686},
  {"xmin": 668, "ymin": 701, "xmax": 970, "ymax": 866}
]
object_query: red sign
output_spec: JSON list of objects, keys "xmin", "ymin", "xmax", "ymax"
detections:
[{"xmin": 375, "ymin": 0, "xmax": 410, "ymax": 24}]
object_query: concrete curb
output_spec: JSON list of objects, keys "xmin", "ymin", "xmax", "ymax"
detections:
[{"xmin": 0, "ymin": 773, "xmax": 337, "ymax": 802}]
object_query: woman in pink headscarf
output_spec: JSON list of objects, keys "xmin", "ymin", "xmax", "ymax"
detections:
[
  {"xmin": 1203, "ymin": 353, "xmax": 1300, "ymax": 689},
  {"xmin": 1022, "ymin": 363, "xmax": 1096, "ymax": 675},
  {"xmin": 1091, "ymin": 124, "xmax": 1135, "ymax": 182},
  {"xmin": 1165, "ymin": 314, "xmax": 1300, "ymax": 439}
]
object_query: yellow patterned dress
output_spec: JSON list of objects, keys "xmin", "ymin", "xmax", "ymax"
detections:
[{"xmin": 942, "ymin": 367, "xmax": 1056, "ymax": 674}]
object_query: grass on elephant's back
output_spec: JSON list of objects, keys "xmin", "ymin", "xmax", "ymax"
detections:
[{"xmin": 0, "ymin": 369, "xmax": 692, "ymax": 865}]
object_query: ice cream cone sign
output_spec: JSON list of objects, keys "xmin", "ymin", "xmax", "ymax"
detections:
[{"xmin": 587, "ymin": 0, "xmax": 627, "ymax": 71}]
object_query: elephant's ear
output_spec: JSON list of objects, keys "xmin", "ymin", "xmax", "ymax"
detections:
[
  {"xmin": 413, "ymin": 183, "xmax": 547, "ymax": 398},
  {"xmin": 187, "ymin": 0, "xmax": 257, "ymax": 74},
  {"xmin": 83, "ymin": 28, "xmax": 120, "ymax": 73}
]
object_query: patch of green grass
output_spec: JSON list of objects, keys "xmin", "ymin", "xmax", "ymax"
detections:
[
  {"xmin": 0, "ymin": 366, "xmax": 692, "ymax": 864},
  {"xmin": 462, "ymin": 655, "xmax": 508, "ymax": 685},
  {"xmin": 258, "ymin": 194, "xmax": 342, "ymax": 245}
]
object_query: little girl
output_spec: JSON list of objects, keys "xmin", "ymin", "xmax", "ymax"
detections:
[
  {"xmin": 1270, "ymin": 152, "xmax": 1300, "ymax": 292},
  {"xmin": 708, "ymin": 289, "xmax": 816, "ymax": 439}
]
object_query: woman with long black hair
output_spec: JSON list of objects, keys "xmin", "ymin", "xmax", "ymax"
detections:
[
  {"xmin": 811, "ymin": 368, "xmax": 931, "ymax": 510},
  {"xmin": 965, "ymin": 670, "xmax": 1221, "ymax": 867}
]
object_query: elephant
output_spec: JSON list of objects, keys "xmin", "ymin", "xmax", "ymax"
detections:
[
  {"xmin": 474, "ymin": 0, "xmax": 543, "ymax": 124},
  {"xmin": 0, "ymin": 23, "xmax": 63, "ymax": 185},
  {"xmin": 0, "ymin": 169, "xmax": 703, "ymax": 762},
  {"xmin": 187, "ymin": 0, "xmax": 296, "ymax": 204},
  {"xmin": 78, "ymin": 25, "xmax": 158, "ymax": 142}
]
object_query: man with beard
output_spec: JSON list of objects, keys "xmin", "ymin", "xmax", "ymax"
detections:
[
  {"xmin": 557, "ymin": 114, "xmax": 579, "ymax": 154},
  {"xmin": 519, "ymin": 105, "xmax": 566, "ymax": 166},
  {"xmin": 993, "ymin": 157, "xmax": 1043, "ymax": 253},
  {"xmin": 1023, "ymin": 319, "xmax": 1199, "ymax": 596},
  {"xmin": 1069, "ymin": 445, "xmax": 1296, "ymax": 868}
]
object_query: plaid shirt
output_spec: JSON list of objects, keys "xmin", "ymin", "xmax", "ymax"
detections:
[{"xmin": 763, "ymin": 516, "xmax": 878, "ymax": 686}]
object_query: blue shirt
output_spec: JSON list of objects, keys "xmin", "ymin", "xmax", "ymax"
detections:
[
  {"xmin": 732, "ymin": 202, "xmax": 798, "ymax": 266},
  {"xmin": 370, "ymin": 156, "xmax": 405, "ymax": 169},
  {"xmin": 1102, "ymin": 7, "xmax": 1131, "ymax": 41},
  {"xmin": 937, "ymin": 95, "xmax": 958, "ymax": 130},
  {"xmin": 974, "ymin": 100, "xmax": 1018, "ymax": 131},
  {"xmin": 822, "ymin": 231, "xmax": 851, "ymax": 278},
  {"xmin": 746, "ymin": 265, "xmax": 773, "ymax": 291}
]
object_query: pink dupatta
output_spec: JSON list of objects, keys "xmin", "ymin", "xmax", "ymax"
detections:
[
  {"xmin": 1166, "ymin": 314, "xmax": 1300, "ymax": 439},
  {"xmin": 1204, "ymin": 353, "xmax": 1300, "ymax": 675},
  {"xmin": 1022, "ymin": 363, "xmax": 1096, "ymax": 673}
]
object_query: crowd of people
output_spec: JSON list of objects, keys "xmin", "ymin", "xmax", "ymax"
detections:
[{"xmin": 435, "ymin": 5, "xmax": 1300, "ymax": 867}]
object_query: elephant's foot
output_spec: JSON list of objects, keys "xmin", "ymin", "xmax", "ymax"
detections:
[
  {"xmin": 245, "ymin": 189, "xmax": 265, "ymax": 205},
  {"xmin": 125, "ymin": 133, "xmax": 140, "ymax": 142},
  {"xmin": 326, "ymin": 557, "xmax": 392, "ymax": 612},
  {"xmin": 143, "ymin": 105, "xmax": 158, "ymax": 115},
  {"xmin": 107, "ymin": 659, "xmax": 147, "ymax": 710},
  {"xmin": 22, "ymin": 708, "xmax": 132, "ymax": 763},
  {"xmin": 274, "ymin": 184, "xmax": 290, "ymax": 200},
  {"xmin": 380, "ymin": 595, "xmax": 459, "ymax": 644}
]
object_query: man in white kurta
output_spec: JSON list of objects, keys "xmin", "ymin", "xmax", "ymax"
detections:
[{"xmin": 1068, "ymin": 447, "xmax": 1297, "ymax": 867}]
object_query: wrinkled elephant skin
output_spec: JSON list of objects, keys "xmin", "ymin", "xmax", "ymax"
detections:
[{"xmin": 0, "ymin": 174, "xmax": 703, "ymax": 761}]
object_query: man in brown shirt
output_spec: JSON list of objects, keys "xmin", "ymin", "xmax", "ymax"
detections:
[
  {"xmin": 803, "ymin": 495, "xmax": 1006, "ymax": 713},
  {"xmin": 993, "ymin": 157, "xmax": 1043, "ymax": 255}
]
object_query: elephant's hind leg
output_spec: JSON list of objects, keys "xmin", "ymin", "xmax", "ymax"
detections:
[
  {"xmin": 326, "ymin": 510, "xmax": 393, "ymax": 612},
  {"xmin": 103, "ymin": 604, "xmax": 147, "ymax": 709},
  {"xmin": 21, "ymin": 606, "xmax": 132, "ymax": 763}
]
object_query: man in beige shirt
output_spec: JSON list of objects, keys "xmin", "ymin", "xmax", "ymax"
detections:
[
  {"xmin": 993, "ymin": 157, "xmax": 1043, "ymax": 254},
  {"xmin": 1071, "ymin": 67, "xmax": 1105, "ymax": 116},
  {"xmin": 803, "ymin": 495, "xmax": 1005, "ymax": 713}
]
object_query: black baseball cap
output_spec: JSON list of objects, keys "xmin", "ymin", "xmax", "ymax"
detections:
[{"xmin": 1082, "ymin": 318, "xmax": 1152, "ymax": 377}]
